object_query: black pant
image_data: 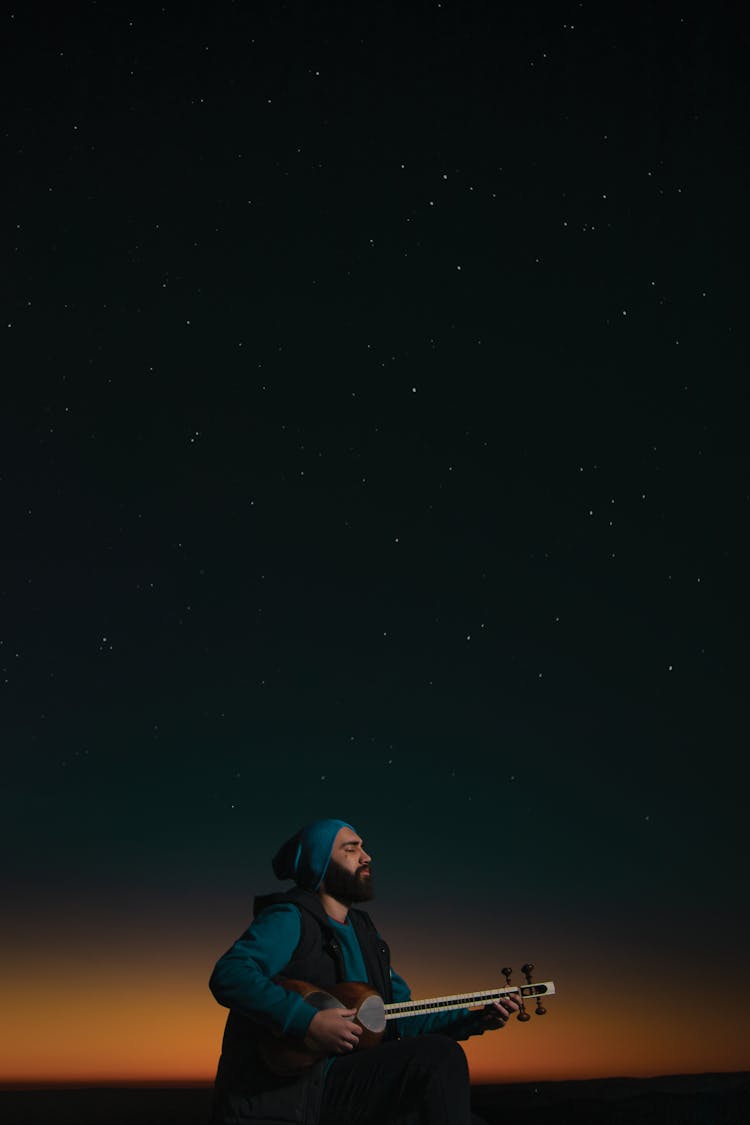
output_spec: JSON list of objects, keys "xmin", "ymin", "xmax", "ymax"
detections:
[{"xmin": 319, "ymin": 1035, "xmax": 483, "ymax": 1125}]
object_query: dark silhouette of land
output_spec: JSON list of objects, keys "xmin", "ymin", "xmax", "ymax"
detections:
[{"xmin": 1, "ymin": 1072, "xmax": 748, "ymax": 1124}]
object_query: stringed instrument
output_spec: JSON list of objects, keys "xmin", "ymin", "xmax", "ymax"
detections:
[{"xmin": 259, "ymin": 963, "xmax": 555, "ymax": 1076}]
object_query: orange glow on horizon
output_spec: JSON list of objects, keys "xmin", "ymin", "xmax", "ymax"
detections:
[{"xmin": 2, "ymin": 935, "xmax": 748, "ymax": 1086}]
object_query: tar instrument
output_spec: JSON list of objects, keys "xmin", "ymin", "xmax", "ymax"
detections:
[{"xmin": 259, "ymin": 963, "xmax": 555, "ymax": 1076}]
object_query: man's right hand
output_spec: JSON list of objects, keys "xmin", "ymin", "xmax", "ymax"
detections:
[{"xmin": 304, "ymin": 1008, "xmax": 362, "ymax": 1054}]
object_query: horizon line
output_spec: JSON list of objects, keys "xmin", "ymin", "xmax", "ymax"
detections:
[{"xmin": 1, "ymin": 1069, "xmax": 748, "ymax": 1092}]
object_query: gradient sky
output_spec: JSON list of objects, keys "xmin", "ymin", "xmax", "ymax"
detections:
[{"xmin": 2, "ymin": 0, "xmax": 749, "ymax": 1086}]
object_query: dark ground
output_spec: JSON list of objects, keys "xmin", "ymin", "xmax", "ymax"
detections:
[{"xmin": 2, "ymin": 1073, "xmax": 748, "ymax": 1125}]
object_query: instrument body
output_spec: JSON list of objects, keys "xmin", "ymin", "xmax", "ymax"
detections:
[
  {"xmin": 258, "ymin": 979, "xmax": 384, "ymax": 1075},
  {"xmin": 258, "ymin": 976, "xmax": 556, "ymax": 1076}
]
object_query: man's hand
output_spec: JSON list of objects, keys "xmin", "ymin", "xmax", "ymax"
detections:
[
  {"xmin": 477, "ymin": 993, "xmax": 523, "ymax": 1029},
  {"xmin": 304, "ymin": 1008, "xmax": 362, "ymax": 1054}
]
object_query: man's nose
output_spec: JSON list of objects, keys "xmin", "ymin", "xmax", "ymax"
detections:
[{"xmin": 361, "ymin": 850, "xmax": 371, "ymax": 864}]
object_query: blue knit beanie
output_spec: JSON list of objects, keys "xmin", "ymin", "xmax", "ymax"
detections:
[{"xmin": 272, "ymin": 819, "xmax": 355, "ymax": 891}]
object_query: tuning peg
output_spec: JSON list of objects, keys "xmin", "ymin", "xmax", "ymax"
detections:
[
  {"xmin": 501, "ymin": 965, "xmax": 530, "ymax": 1018},
  {"xmin": 521, "ymin": 962, "xmax": 547, "ymax": 1015},
  {"xmin": 511, "ymin": 962, "xmax": 530, "ymax": 1022}
]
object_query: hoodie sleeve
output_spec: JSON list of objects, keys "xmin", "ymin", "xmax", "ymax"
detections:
[
  {"xmin": 209, "ymin": 904, "xmax": 318, "ymax": 1038},
  {"xmin": 389, "ymin": 966, "xmax": 488, "ymax": 1041}
]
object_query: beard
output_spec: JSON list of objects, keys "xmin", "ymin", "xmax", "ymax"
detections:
[{"xmin": 322, "ymin": 857, "xmax": 375, "ymax": 904}]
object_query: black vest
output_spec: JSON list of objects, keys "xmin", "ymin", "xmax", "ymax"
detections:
[
  {"xmin": 255, "ymin": 887, "xmax": 394, "ymax": 1006},
  {"xmin": 211, "ymin": 889, "xmax": 395, "ymax": 1125}
]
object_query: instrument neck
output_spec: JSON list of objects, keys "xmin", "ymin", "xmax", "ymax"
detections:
[{"xmin": 383, "ymin": 984, "xmax": 521, "ymax": 1021}]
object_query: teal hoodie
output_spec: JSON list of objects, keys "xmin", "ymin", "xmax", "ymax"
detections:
[{"xmin": 209, "ymin": 902, "xmax": 487, "ymax": 1046}]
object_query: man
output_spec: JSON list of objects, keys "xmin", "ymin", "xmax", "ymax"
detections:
[{"xmin": 209, "ymin": 818, "xmax": 520, "ymax": 1125}]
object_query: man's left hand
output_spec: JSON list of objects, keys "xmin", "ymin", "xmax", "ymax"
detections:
[{"xmin": 477, "ymin": 995, "xmax": 522, "ymax": 1029}]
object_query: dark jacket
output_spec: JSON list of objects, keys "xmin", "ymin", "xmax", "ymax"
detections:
[{"xmin": 211, "ymin": 888, "xmax": 394, "ymax": 1125}]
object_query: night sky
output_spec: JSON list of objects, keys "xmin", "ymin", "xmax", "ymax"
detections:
[{"xmin": 3, "ymin": 0, "xmax": 749, "ymax": 1087}]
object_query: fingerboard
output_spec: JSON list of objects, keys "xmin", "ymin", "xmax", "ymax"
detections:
[{"xmin": 383, "ymin": 981, "xmax": 555, "ymax": 1021}]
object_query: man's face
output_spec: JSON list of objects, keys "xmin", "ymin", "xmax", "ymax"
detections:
[{"xmin": 321, "ymin": 828, "xmax": 374, "ymax": 904}]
